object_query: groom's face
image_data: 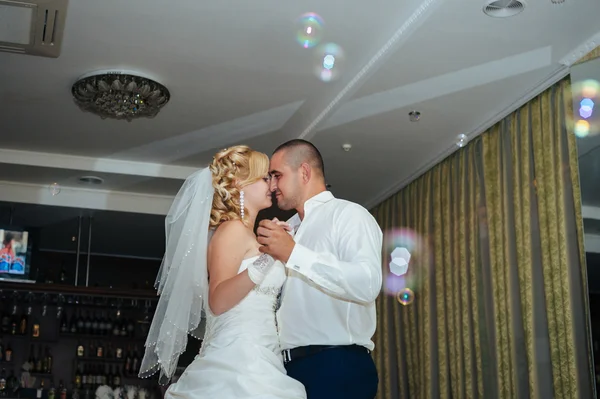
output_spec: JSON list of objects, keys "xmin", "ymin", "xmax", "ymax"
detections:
[{"xmin": 269, "ymin": 151, "xmax": 301, "ymax": 211}]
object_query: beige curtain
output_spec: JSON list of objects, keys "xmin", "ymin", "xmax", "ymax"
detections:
[{"xmin": 370, "ymin": 78, "xmax": 593, "ymax": 399}]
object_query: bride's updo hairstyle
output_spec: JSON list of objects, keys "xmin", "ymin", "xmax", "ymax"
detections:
[{"xmin": 209, "ymin": 145, "xmax": 269, "ymax": 228}]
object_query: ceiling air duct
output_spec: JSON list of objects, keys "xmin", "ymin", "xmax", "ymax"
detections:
[{"xmin": 0, "ymin": 0, "xmax": 69, "ymax": 58}]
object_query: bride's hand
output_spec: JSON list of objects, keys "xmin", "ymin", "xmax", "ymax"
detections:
[{"xmin": 272, "ymin": 218, "xmax": 292, "ymax": 232}]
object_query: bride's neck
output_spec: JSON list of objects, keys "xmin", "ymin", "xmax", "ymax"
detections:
[{"xmin": 244, "ymin": 211, "xmax": 257, "ymax": 230}]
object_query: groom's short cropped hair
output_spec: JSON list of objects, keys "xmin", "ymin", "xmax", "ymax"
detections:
[{"xmin": 273, "ymin": 139, "xmax": 325, "ymax": 178}]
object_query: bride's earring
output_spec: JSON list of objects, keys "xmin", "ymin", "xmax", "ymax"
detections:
[{"xmin": 240, "ymin": 190, "xmax": 245, "ymax": 219}]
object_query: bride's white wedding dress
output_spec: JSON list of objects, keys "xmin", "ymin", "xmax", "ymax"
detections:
[{"xmin": 165, "ymin": 256, "xmax": 307, "ymax": 399}]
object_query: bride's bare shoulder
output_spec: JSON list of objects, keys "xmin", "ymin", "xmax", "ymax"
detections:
[{"xmin": 210, "ymin": 220, "xmax": 253, "ymax": 251}]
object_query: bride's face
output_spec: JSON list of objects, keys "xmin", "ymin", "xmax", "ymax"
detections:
[{"xmin": 242, "ymin": 175, "xmax": 273, "ymax": 213}]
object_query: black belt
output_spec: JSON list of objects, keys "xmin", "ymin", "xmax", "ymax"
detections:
[{"xmin": 282, "ymin": 344, "xmax": 370, "ymax": 364}]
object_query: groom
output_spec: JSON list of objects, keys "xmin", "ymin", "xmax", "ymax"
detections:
[{"xmin": 257, "ymin": 139, "xmax": 383, "ymax": 399}]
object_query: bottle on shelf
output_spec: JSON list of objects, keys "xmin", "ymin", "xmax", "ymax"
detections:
[
  {"xmin": 10, "ymin": 315, "xmax": 17, "ymax": 335},
  {"xmin": 75, "ymin": 365, "xmax": 82, "ymax": 389},
  {"xmin": 76, "ymin": 310, "xmax": 84, "ymax": 333},
  {"xmin": 69, "ymin": 311, "xmax": 77, "ymax": 334},
  {"xmin": 36, "ymin": 379, "xmax": 44, "ymax": 399},
  {"xmin": 28, "ymin": 345, "xmax": 35, "ymax": 371},
  {"xmin": 84, "ymin": 311, "xmax": 92, "ymax": 334},
  {"xmin": 76, "ymin": 341, "xmax": 85, "ymax": 358},
  {"xmin": 0, "ymin": 312, "xmax": 9, "ymax": 333},
  {"xmin": 112, "ymin": 367, "xmax": 121, "ymax": 387},
  {"xmin": 31, "ymin": 315, "xmax": 41, "ymax": 338},
  {"xmin": 96, "ymin": 341, "xmax": 103, "ymax": 358},
  {"xmin": 0, "ymin": 368, "xmax": 6, "ymax": 395},
  {"xmin": 19, "ymin": 313, "xmax": 28, "ymax": 335},
  {"xmin": 48, "ymin": 381, "xmax": 56, "ymax": 399},
  {"xmin": 60, "ymin": 312, "xmax": 68, "ymax": 333},
  {"xmin": 0, "ymin": 339, "xmax": 3, "ymax": 361},
  {"xmin": 44, "ymin": 346, "xmax": 53, "ymax": 373},
  {"xmin": 35, "ymin": 345, "xmax": 42, "ymax": 372},
  {"xmin": 4, "ymin": 343, "xmax": 12, "ymax": 362},
  {"xmin": 59, "ymin": 380, "xmax": 67, "ymax": 399}
]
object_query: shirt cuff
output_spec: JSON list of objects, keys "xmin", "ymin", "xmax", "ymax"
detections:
[{"xmin": 286, "ymin": 243, "xmax": 319, "ymax": 276}]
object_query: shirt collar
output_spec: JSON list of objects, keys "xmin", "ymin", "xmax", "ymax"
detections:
[{"xmin": 287, "ymin": 191, "xmax": 334, "ymax": 229}]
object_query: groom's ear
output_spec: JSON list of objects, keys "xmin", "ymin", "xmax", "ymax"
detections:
[{"xmin": 300, "ymin": 162, "xmax": 311, "ymax": 183}]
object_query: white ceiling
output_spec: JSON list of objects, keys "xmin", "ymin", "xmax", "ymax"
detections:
[{"xmin": 1, "ymin": 0, "xmax": 600, "ymax": 215}]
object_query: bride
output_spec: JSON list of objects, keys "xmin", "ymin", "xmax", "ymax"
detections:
[{"xmin": 139, "ymin": 145, "xmax": 307, "ymax": 398}]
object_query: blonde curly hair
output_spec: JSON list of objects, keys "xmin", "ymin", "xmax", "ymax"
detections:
[{"xmin": 209, "ymin": 145, "xmax": 270, "ymax": 228}]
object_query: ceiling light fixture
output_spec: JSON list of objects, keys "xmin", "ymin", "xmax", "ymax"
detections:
[
  {"xmin": 342, "ymin": 143, "xmax": 352, "ymax": 152},
  {"xmin": 482, "ymin": 0, "xmax": 525, "ymax": 18},
  {"xmin": 71, "ymin": 70, "xmax": 170, "ymax": 121},
  {"xmin": 550, "ymin": 0, "xmax": 564, "ymax": 3},
  {"xmin": 408, "ymin": 111, "xmax": 421, "ymax": 122}
]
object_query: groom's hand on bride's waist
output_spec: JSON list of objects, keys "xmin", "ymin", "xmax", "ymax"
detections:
[{"xmin": 257, "ymin": 219, "xmax": 295, "ymax": 263}]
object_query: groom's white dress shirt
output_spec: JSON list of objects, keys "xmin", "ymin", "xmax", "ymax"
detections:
[{"xmin": 276, "ymin": 191, "xmax": 383, "ymax": 352}]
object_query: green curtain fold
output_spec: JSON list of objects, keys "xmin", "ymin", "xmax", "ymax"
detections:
[{"xmin": 371, "ymin": 78, "xmax": 593, "ymax": 399}]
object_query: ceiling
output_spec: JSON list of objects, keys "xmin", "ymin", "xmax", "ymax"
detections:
[{"xmin": 1, "ymin": 0, "xmax": 600, "ymax": 219}]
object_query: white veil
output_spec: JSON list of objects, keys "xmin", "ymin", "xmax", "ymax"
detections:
[{"xmin": 139, "ymin": 167, "xmax": 214, "ymax": 384}]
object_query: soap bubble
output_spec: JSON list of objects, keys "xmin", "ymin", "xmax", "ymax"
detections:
[
  {"xmin": 314, "ymin": 43, "xmax": 344, "ymax": 82},
  {"xmin": 295, "ymin": 13, "xmax": 324, "ymax": 49}
]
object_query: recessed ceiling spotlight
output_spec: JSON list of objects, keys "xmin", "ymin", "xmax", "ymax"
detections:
[
  {"xmin": 78, "ymin": 176, "xmax": 104, "ymax": 185},
  {"xmin": 550, "ymin": 0, "xmax": 564, "ymax": 3},
  {"xmin": 342, "ymin": 143, "xmax": 352, "ymax": 152},
  {"xmin": 483, "ymin": 0, "xmax": 525, "ymax": 17},
  {"xmin": 408, "ymin": 111, "xmax": 421, "ymax": 122}
]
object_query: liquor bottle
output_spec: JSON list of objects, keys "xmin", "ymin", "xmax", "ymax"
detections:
[
  {"xmin": 0, "ymin": 339, "xmax": 3, "ymax": 361},
  {"xmin": 4, "ymin": 343, "xmax": 12, "ymax": 362},
  {"xmin": 10, "ymin": 315, "xmax": 17, "ymax": 335},
  {"xmin": 132, "ymin": 346, "xmax": 140, "ymax": 375},
  {"xmin": 36, "ymin": 380, "xmax": 44, "ymax": 399},
  {"xmin": 102, "ymin": 312, "xmax": 111, "ymax": 336},
  {"xmin": 115, "ymin": 345, "xmax": 123, "ymax": 359},
  {"xmin": 0, "ymin": 368, "xmax": 6, "ymax": 395},
  {"xmin": 84, "ymin": 311, "xmax": 92, "ymax": 334},
  {"xmin": 76, "ymin": 341, "xmax": 85, "ymax": 357},
  {"xmin": 28, "ymin": 345, "xmax": 35, "ymax": 370},
  {"xmin": 59, "ymin": 380, "xmax": 67, "ymax": 399},
  {"xmin": 126, "ymin": 319, "xmax": 135, "ymax": 337},
  {"xmin": 60, "ymin": 312, "xmax": 68, "ymax": 333},
  {"xmin": 19, "ymin": 313, "xmax": 28, "ymax": 335},
  {"xmin": 31, "ymin": 315, "xmax": 41, "ymax": 338},
  {"xmin": 0, "ymin": 312, "xmax": 9, "ymax": 333},
  {"xmin": 112, "ymin": 367, "xmax": 121, "ymax": 387},
  {"xmin": 124, "ymin": 346, "xmax": 132, "ymax": 376},
  {"xmin": 69, "ymin": 311, "xmax": 77, "ymax": 334},
  {"xmin": 45, "ymin": 347, "xmax": 53, "ymax": 373},
  {"xmin": 76, "ymin": 310, "xmax": 84, "ymax": 333},
  {"xmin": 75, "ymin": 365, "xmax": 82, "ymax": 389},
  {"xmin": 96, "ymin": 341, "xmax": 103, "ymax": 358},
  {"xmin": 35, "ymin": 346, "xmax": 42, "ymax": 372},
  {"xmin": 91, "ymin": 313, "xmax": 99, "ymax": 335},
  {"xmin": 48, "ymin": 382, "xmax": 55, "ymax": 399},
  {"xmin": 59, "ymin": 264, "xmax": 67, "ymax": 284}
]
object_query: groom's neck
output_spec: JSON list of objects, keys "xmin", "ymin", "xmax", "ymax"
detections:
[{"xmin": 297, "ymin": 184, "xmax": 327, "ymax": 220}]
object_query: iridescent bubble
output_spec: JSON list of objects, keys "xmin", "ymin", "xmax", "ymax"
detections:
[
  {"xmin": 382, "ymin": 228, "xmax": 424, "ymax": 297},
  {"xmin": 49, "ymin": 183, "xmax": 61, "ymax": 196},
  {"xmin": 397, "ymin": 288, "xmax": 414, "ymax": 306},
  {"xmin": 580, "ymin": 98, "xmax": 595, "ymax": 109},
  {"xmin": 296, "ymin": 13, "xmax": 324, "ymax": 49},
  {"xmin": 581, "ymin": 80, "xmax": 600, "ymax": 99},
  {"xmin": 456, "ymin": 134, "xmax": 468, "ymax": 148},
  {"xmin": 580, "ymin": 105, "xmax": 593, "ymax": 119},
  {"xmin": 575, "ymin": 120, "xmax": 590, "ymax": 138},
  {"xmin": 314, "ymin": 43, "xmax": 344, "ymax": 82}
]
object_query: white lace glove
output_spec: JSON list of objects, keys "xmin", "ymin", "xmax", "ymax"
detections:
[{"xmin": 247, "ymin": 254, "xmax": 276, "ymax": 285}]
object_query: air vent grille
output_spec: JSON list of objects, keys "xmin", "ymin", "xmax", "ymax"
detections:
[{"xmin": 0, "ymin": 0, "xmax": 69, "ymax": 58}]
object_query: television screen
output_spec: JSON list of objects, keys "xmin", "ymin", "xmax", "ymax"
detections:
[{"xmin": 0, "ymin": 229, "xmax": 29, "ymax": 275}]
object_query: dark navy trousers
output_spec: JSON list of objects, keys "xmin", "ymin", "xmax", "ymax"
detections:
[{"xmin": 285, "ymin": 346, "xmax": 379, "ymax": 399}]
